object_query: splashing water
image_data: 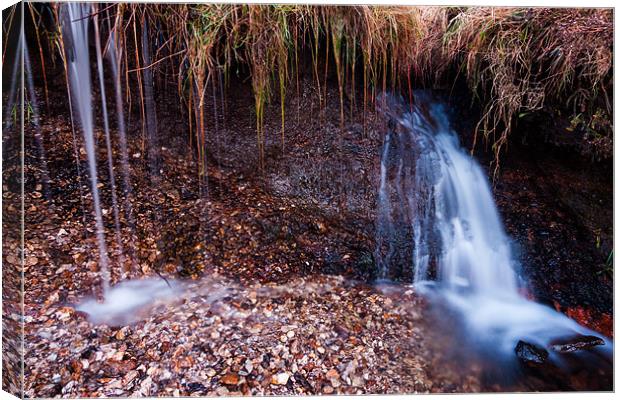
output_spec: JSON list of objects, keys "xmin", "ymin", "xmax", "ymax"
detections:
[
  {"xmin": 375, "ymin": 92, "xmax": 612, "ymax": 360},
  {"xmin": 76, "ymin": 278, "xmax": 179, "ymax": 325}
]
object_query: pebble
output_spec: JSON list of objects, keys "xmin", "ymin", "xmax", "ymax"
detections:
[
  {"xmin": 215, "ymin": 386, "xmax": 229, "ymax": 395},
  {"xmin": 271, "ymin": 372, "xmax": 290, "ymax": 385},
  {"xmin": 123, "ymin": 370, "xmax": 139, "ymax": 386},
  {"xmin": 326, "ymin": 369, "xmax": 339, "ymax": 379},
  {"xmin": 244, "ymin": 359, "xmax": 253, "ymax": 374},
  {"xmin": 221, "ymin": 373, "xmax": 239, "ymax": 385}
]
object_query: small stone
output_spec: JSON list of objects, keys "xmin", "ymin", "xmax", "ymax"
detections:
[
  {"xmin": 326, "ymin": 369, "xmax": 339, "ymax": 380},
  {"xmin": 279, "ymin": 335, "xmax": 288, "ymax": 343},
  {"xmin": 351, "ymin": 375, "xmax": 364, "ymax": 387},
  {"xmin": 206, "ymin": 368, "xmax": 217, "ymax": 377},
  {"xmin": 550, "ymin": 335, "xmax": 605, "ymax": 353},
  {"xmin": 515, "ymin": 340, "xmax": 548, "ymax": 365},
  {"xmin": 210, "ymin": 331, "xmax": 220, "ymax": 340},
  {"xmin": 323, "ymin": 385, "xmax": 334, "ymax": 394},
  {"xmin": 286, "ymin": 330, "xmax": 295, "ymax": 338},
  {"xmin": 244, "ymin": 360, "xmax": 253, "ymax": 374},
  {"xmin": 317, "ymin": 346, "xmax": 325, "ymax": 354},
  {"xmin": 215, "ymin": 386, "xmax": 229, "ymax": 396},
  {"xmin": 123, "ymin": 370, "xmax": 139, "ymax": 386},
  {"xmin": 140, "ymin": 376, "xmax": 152, "ymax": 395},
  {"xmin": 25, "ymin": 256, "xmax": 38, "ymax": 266},
  {"xmin": 290, "ymin": 340, "xmax": 300, "ymax": 354},
  {"xmin": 271, "ymin": 372, "xmax": 290, "ymax": 385},
  {"xmin": 221, "ymin": 373, "xmax": 239, "ymax": 385}
]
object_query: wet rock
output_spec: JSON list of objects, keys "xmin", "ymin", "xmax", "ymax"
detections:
[
  {"xmin": 515, "ymin": 340, "xmax": 548, "ymax": 365},
  {"xmin": 549, "ymin": 334, "xmax": 605, "ymax": 353}
]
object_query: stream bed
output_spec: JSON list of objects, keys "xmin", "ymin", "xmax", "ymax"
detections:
[{"xmin": 2, "ymin": 6, "xmax": 614, "ymax": 394}]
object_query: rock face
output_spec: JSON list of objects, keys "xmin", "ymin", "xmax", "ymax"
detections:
[
  {"xmin": 515, "ymin": 340, "xmax": 549, "ymax": 365},
  {"xmin": 549, "ymin": 335, "xmax": 605, "ymax": 353}
]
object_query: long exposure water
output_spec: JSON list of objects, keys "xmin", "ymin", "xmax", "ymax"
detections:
[
  {"xmin": 93, "ymin": 9, "xmax": 125, "ymax": 268},
  {"xmin": 60, "ymin": 5, "xmax": 178, "ymax": 319},
  {"xmin": 61, "ymin": 3, "xmax": 111, "ymax": 294},
  {"xmin": 106, "ymin": 26, "xmax": 137, "ymax": 257},
  {"xmin": 374, "ymin": 92, "xmax": 612, "ymax": 370}
]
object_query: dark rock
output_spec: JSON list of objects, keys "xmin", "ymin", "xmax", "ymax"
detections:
[
  {"xmin": 515, "ymin": 340, "xmax": 549, "ymax": 365},
  {"xmin": 549, "ymin": 334, "xmax": 605, "ymax": 353},
  {"xmin": 184, "ymin": 382, "xmax": 206, "ymax": 393}
]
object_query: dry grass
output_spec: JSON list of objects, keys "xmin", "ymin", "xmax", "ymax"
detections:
[
  {"xmin": 43, "ymin": 5, "xmax": 613, "ymax": 172},
  {"xmin": 442, "ymin": 7, "xmax": 612, "ymax": 173}
]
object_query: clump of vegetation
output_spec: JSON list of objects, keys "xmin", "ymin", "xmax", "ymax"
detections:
[
  {"xmin": 37, "ymin": 4, "xmax": 612, "ymax": 173},
  {"xmin": 442, "ymin": 7, "xmax": 612, "ymax": 174}
]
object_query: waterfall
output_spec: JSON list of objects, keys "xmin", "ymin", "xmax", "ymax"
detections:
[
  {"xmin": 60, "ymin": 3, "xmax": 111, "ymax": 294},
  {"xmin": 23, "ymin": 35, "xmax": 52, "ymax": 200},
  {"xmin": 106, "ymin": 27, "xmax": 138, "ymax": 271},
  {"xmin": 60, "ymin": 4, "xmax": 177, "ymax": 320},
  {"xmin": 375, "ymin": 92, "xmax": 612, "ymax": 357},
  {"xmin": 93, "ymin": 10, "xmax": 125, "ymax": 268}
]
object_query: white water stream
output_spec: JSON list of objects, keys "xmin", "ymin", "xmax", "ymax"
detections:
[
  {"xmin": 61, "ymin": 3, "xmax": 111, "ymax": 294},
  {"xmin": 375, "ymin": 92, "xmax": 612, "ymax": 360},
  {"xmin": 60, "ymin": 4, "xmax": 176, "ymax": 321}
]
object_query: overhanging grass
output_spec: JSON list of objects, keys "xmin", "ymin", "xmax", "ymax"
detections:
[{"xmin": 40, "ymin": 4, "xmax": 613, "ymax": 172}]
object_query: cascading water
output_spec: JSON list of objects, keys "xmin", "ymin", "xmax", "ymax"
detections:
[
  {"xmin": 375, "ymin": 92, "xmax": 612, "ymax": 362},
  {"xmin": 24, "ymin": 39, "xmax": 52, "ymax": 201},
  {"xmin": 93, "ymin": 9, "xmax": 125, "ymax": 268},
  {"xmin": 60, "ymin": 3, "xmax": 111, "ymax": 294},
  {"xmin": 3, "ymin": 31, "xmax": 22, "ymax": 130},
  {"xmin": 106, "ymin": 26, "xmax": 138, "ymax": 271},
  {"xmin": 60, "ymin": 4, "xmax": 176, "ymax": 321}
]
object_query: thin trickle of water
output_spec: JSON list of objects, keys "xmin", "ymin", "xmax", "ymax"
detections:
[
  {"xmin": 24, "ymin": 38, "xmax": 52, "ymax": 200},
  {"xmin": 61, "ymin": 3, "xmax": 111, "ymax": 294},
  {"xmin": 3, "ymin": 33, "xmax": 22, "ymax": 130},
  {"xmin": 375, "ymin": 92, "xmax": 612, "ymax": 360},
  {"xmin": 93, "ymin": 10, "xmax": 125, "ymax": 268},
  {"xmin": 212, "ymin": 74, "xmax": 224, "ymax": 194},
  {"xmin": 106, "ymin": 31, "xmax": 135, "ymax": 231},
  {"xmin": 141, "ymin": 17, "xmax": 160, "ymax": 177},
  {"xmin": 107, "ymin": 28, "xmax": 138, "ymax": 270},
  {"xmin": 374, "ymin": 130, "xmax": 393, "ymax": 279}
]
